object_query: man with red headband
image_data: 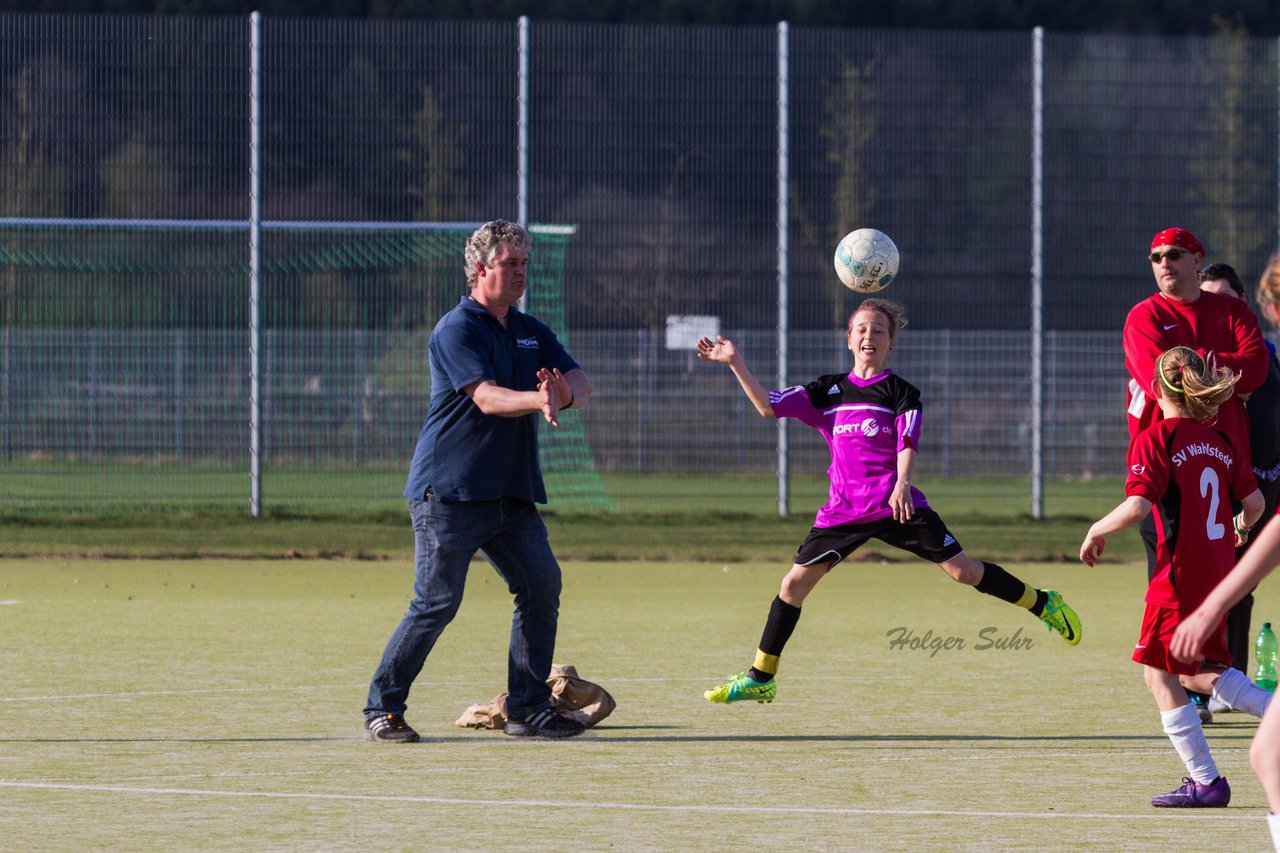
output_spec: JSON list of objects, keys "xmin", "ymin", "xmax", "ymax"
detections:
[
  {"xmin": 1122, "ymin": 227, "xmax": 1269, "ymax": 729},
  {"xmin": 1125, "ymin": 227, "xmax": 1267, "ymax": 445}
]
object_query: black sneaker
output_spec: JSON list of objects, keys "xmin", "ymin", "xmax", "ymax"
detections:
[
  {"xmin": 502, "ymin": 708, "xmax": 586, "ymax": 739},
  {"xmin": 365, "ymin": 713, "xmax": 420, "ymax": 743}
]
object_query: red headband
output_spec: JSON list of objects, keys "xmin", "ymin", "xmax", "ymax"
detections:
[{"xmin": 1150, "ymin": 228, "xmax": 1204, "ymax": 256}]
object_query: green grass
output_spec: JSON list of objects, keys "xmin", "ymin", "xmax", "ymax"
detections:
[
  {"xmin": 601, "ymin": 472, "xmax": 1121, "ymax": 517},
  {"xmin": 1, "ymin": 557, "xmax": 1275, "ymax": 850},
  {"xmin": 0, "ymin": 466, "xmax": 1121, "ymax": 517},
  {"xmin": 0, "ymin": 473, "xmax": 1144, "ymax": 564}
]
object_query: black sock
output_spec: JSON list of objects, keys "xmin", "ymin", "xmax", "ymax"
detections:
[
  {"xmin": 974, "ymin": 561, "xmax": 1039, "ymax": 610},
  {"xmin": 750, "ymin": 596, "xmax": 802, "ymax": 679}
]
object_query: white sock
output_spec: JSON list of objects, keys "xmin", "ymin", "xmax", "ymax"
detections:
[
  {"xmin": 1214, "ymin": 667, "xmax": 1274, "ymax": 718},
  {"xmin": 1161, "ymin": 702, "xmax": 1219, "ymax": 784},
  {"xmin": 1268, "ymin": 813, "xmax": 1280, "ymax": 852}
]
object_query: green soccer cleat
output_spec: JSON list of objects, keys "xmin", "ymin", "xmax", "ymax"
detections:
[
  {"xmin": 1038, "ymin": 589, "xmax": 1082, "ymax": 645},
  {"xmin": 704, "ymin": 671, "xmax": 777, "ymax": 704}
]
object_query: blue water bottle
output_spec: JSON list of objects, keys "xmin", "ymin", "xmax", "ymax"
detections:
[{"xmin": 1256, "ymin": 622, "xmax": 1278, "ymax": 692}]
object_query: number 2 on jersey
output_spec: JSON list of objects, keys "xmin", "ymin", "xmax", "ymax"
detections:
[{"xmin": 1200, "ymin": 466, "xmax": 1226, "ymax": 541}]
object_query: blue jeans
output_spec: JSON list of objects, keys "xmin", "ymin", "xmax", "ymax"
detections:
[{"xmin": 365, "ymin": 496, "xmax": 563, "ymax": 722}]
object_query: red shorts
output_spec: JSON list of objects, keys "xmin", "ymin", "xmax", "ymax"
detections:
[{"xmin": 1132, "ymin": 602, "xmax": 1231, "ymax": 676}]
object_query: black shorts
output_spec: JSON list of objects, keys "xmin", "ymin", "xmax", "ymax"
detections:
[{"xmin": 793, "ymin": 508, "xmax": 964, "ymax": 567}]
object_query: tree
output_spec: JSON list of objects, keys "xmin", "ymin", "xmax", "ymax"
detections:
[
  {"xmin": 326, "ymin": 54, "xmax": 408, "ymax": 218},
  {"xmin": 1187, "ymin": 19, "xmax": 1273, "ymax": 278},
  {"xmin": 403, "ymin": 82, "xmax": 467, "ymax": 222},
  {"xmin": 792, "ymin": 56, "xmax": 878, "ymax": 328},
  {"xmin": 99, "ymin": 130, "xmax": 179, "ymax": 219},
  {"xmin": 0, "ymin": 62, "xmax": 74, "ymax": 221},
  {"xmin": 0, "ymin": 60, "xmax": 75, "ymax": 458}
]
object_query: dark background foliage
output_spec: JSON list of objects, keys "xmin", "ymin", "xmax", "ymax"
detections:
[{"xmin": 5, "ymin": 0, "xmax": 1278, "ymax": 37}]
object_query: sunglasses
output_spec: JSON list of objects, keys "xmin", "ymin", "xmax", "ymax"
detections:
[{"xmin": 1150, "ymin": 248, "xmax": 1193, "ymax": 263}]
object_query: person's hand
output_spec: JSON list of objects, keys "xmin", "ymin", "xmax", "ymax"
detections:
[
  {"xmin": 1170, "ymin": 609, "xmax": 1215, "ymax": 663},
  {"xmin": 1233, "ymin": 512, "xmax": 1253, "ymax": 547},
  {"xmin": 536, "ymin": 367, "xmax": 573, "ymax": 410},
  {"xmin": 537, "ymin": 376, "xmax": 561, "ymax": 427},
  {"xmin": 889, "ymin": 481, "xmax": 913, "ymax": 522},
  {"xmin": 697, "ymin": 336, "xmax": 739, "ymax": 365},
  {"xmin": 1079, "ymin": 530, "xmax": 1105, "ymax": 566}
]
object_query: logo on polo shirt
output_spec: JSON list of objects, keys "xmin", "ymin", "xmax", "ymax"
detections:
[
  {"xmin": 516, "ymin": 337, "xmax": 539, "ymax": 349},
  {"xmin": 832, "ymin": 417, "xmax": 881, "ymax": 437}
]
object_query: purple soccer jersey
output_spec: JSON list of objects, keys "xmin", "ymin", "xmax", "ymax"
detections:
[{"xmin": 770, "ymin": 369, "xmax": 930, "ymax": 527}]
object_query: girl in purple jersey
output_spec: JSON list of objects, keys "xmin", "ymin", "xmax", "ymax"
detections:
[{"xmin": 698, "ymin": 298, "xmax": 1082, "ymax": 705}]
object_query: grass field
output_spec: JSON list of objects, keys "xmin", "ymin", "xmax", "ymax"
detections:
[
  {"xmin": 3, "ymin": 556, "xmax": 1278, "ymax": 850},
  {"xmin": 0, "ymin": 473, "xmax": 1147, "ymax": 564},
  {"xmin": 0, "ymin": 468, "xmax": 1125, "ymax": 519}
]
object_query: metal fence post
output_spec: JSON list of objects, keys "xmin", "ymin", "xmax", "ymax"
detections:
[
  {"xmin": 1030, "ymin": 26, "xmax": 1045, "ymax": 520},
  {"xmin": 517, "ymin": 15, "xmax": 530, "ymax": 313},
  {"xmin": 776, "ymin": 20, "xmax": 790, "ymax": 518},
  {"xmin": 174, "ymin": 327, "xmax": 185, "ymax": 460},
  {"xmin": 249, "ymin": 11, "xmax": 263, "ymax": 517}
]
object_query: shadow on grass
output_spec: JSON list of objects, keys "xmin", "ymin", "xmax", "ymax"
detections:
[
  {"xmin": 0, "ymin": 737, "xmax": 363, "ymax": 743},
  {"xmin": 584, "ymin": 730, "xmax": 1261, "ymax": 743},
  {"xmin": 0, "ymin": 722, "xmax": 1261, "ymax": 745}
]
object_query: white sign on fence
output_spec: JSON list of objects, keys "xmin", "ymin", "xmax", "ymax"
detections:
[{"xmin": 665, "ymin": 314, "xmax": 719, "ymax": 351}]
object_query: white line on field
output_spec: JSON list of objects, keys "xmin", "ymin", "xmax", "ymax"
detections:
[
  {"xmin": 0, "ymin": 686, "xmax": 327, "ymax": 702},
  {"xmin": 12, "ymin": 748, "xmax": 1211, "ymax": 789},
  {"xmin": 0, "ymin": 780, "xmax": 1264, "ymax": 821},
  {"xmin": 0, "ymin": 678, "xmax": 501, "ymax": 703},
  {"xmin": 0, "ymin": 600, "xmax": 20, "ymax": 605}
]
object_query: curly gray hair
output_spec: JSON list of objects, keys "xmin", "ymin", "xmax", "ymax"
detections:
[{"xmin": 465, "ymin": 219, "xmax": 531, "ymax": 287}]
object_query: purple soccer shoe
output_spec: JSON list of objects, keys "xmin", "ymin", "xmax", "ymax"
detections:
[{"xmin": 1150, "ymin": 776, "xmax": 1230, "ymax": 808}]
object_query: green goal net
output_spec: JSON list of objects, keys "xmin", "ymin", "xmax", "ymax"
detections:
[{"xmin": 0, "ymin": 219, "xmax": 614, "ymax": 515}]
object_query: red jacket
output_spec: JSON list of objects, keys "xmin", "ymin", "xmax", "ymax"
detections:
[{"xmin": 1123, "ymin": 289, "xmax": 1268, "ymax": 447}]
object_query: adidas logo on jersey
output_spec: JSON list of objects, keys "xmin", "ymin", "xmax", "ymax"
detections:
[
  {"xmin": 828, "ymin": 384, "xmax": 840, "ymax": 395},
  {"xmin": 942, "ymin": 534, "xmax": 956, "ymax": 547}
]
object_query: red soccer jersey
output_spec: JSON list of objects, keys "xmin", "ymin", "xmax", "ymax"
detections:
[
  {"xmin": 1122, "ymin": 289, "xmax": 1267, "ymax": 446},
  {"xmin": 1126, "ymin": 417, "xmax": 1257, "ymax": 612}
]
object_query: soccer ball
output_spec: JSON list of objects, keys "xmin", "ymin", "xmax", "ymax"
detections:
[{"xmin": 834, "ymin": 228, "xmax": 899, "ymax": 293}]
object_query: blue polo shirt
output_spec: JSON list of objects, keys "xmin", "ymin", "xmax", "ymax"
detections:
[{"xmin": 404, "ymin": 296, "xmax": 579, "ymax": 503}]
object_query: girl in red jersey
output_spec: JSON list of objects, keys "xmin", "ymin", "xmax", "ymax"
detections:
[
  {"xmin": 1172, "ymin": 252, "xmax": 1280, "ymax": 850},
  {"xmin": 1081, "ymin": 346, "xmax": 1269, "ymax": 808}
]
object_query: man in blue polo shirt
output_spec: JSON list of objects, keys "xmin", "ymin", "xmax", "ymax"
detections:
[{"xmin": 363, "ymin": 220, "xmax": 592, "ymax": 742}]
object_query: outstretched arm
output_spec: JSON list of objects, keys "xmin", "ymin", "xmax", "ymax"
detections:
[
  {"xmin": 1079, "ymin": 495, "xmax": 1152, "ymax": 567},
  {"xmin": 696, "ymin": 336, "xmax": 775, "ymax": 418}
]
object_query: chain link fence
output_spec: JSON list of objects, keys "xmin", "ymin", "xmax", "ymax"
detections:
[{"xmin": 1, "ymin": 13, "xmax": 1276, "ymax": 513}]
